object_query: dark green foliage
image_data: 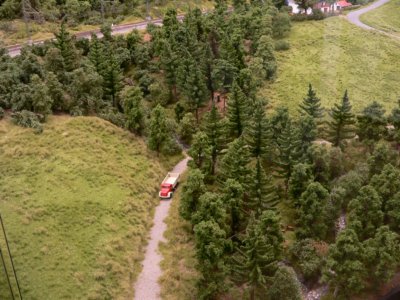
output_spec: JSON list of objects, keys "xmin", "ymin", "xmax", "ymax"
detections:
[
  {"xmin": 53, "ymin": 22, "xmax": 78, "ymax": 72},
  {"xmin": 364, "ymin": 226, "xmax": 400, "ymax": 284},
  {"xmin": 288, "ymin": 163, "xmax": 314, "ymax": 203},
  {"xmin": 0, "ymin": 107, "xmax": 4, "ymax": 119},
  {"xmin": 272, "ymin": 13, "xmax": 291, "ymax": 38},
  {"xmin": 202, "ymin": 103, "xmax": 225, "ymax": 175},
  {"xmin": 220, "ymin": 136, "xmax": 251, "ymax": 187},
  {"xmin": 176, "ymin": 55, "xmax": 208, "ymax": 122},
  {"xmin": 227, "ymin": 81, "xmax": 248, "ymax": 138},
  {"xmin": 389, "ymin": 99, "xmax": 400, "ymax": 144},
  {"xmin": 192, "ymin": 192, "xmax": 226, "ymax": 227},
  {"xmin": 247, "ymin": 158, "xmax": 279, "ymax": 213},
  {"xmin": 148, "ymin": 104, "xmax": 169, "ymax": 154},
  {"xmin": 244, "ymin": 99, "xmax": 272, "ymax": 158},
  {"xmin": 222, "ymin": 179, "xmax": 244, "ymax": 236},
  {"xmin": 296, "ymin": 115, "xmax": 317, "ymax": 155},
  {"xmin": 233, "ymin": 211, "xmax": 283, "ymax": 300},
  {"xmin": 11, "ymin": 110, "xmax": 43, "ymax": 133},
  {"xmin": 367, "ymin": 142, "xmax": 398, "ymax": 177},
  {"xmin": 299, "ymin": 84, "xmax": 324, "ymax": 119},
  {"xmin": 289, "ymin": 239, "xmax": 323, "ymax": 280},
  {"xmin": 178, "ymin": 112, "xmax": 197, "ymax": 144},
  {"xmin": 255, "ymin": 35, "xmax": 277, "ymax": 80},
  {"xmin": 328, "ymin": 90, "xmax": 355, "ymax": 147},
  {"xmin": 123, "ymin": 86, "xmax": 144, "ymax": 134},
  {"xmin": 370, "ymin": 163, "xmax": 400, "ymax": 219},
  {"xmin": 89, "ymin": 34, "xmax": 106, "ymax": 74},
  {"xmin": 348, "ymin": 185, "xmax": 383, "ymax": 241},
  {"xmin": 188, "ymin": 131, "xmax": 212, "ymax": 175},
  {"xmin": 102, "ymin": 54, "xmax": 123, "ymax": 110},
  {"xmin": 334, "ymin": 167, "xmax": 368, "ymax": 206},
  {"xmin": 307, "ymin": 144, "xmax": 331, "ymax": 186},
  {"xmin": 30, "ymin": 74, "xmax": 53, "ymax": 117},
  {"xmin": 68, "ymin": 66, "xmax": 103, "ymax": 115},
  {"xmin": 179, "ymin": 169, "xmax": 206, "ymax": 222},
  {"xmin": 194, "ymin": 220, "xmax": 229, "ymax": 299},
  {"xmin": 268, "ymin": 266, "xmax": 302, "ymax": 300},
  {"xmin": 357, "ymin": 101, "xmax": 387, "ymax": 143},
  {"xmin": 323, "ymin": 229, "xmax": 366, "ymax": 297},
  {"xmin": 387, "ymin": 192, "xmax": 400, "ymax": 233},
  {"xmin": 296, "ymin": 182, "xmax": 330, "ymax": 240},
  {"xmin": 275, "ymin": 120, "xmax": 302, "ymax": 186}
]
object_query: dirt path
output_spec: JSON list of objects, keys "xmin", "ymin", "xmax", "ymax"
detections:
[
  {"xmin": 347, "ymin": 0, "xmax": 400, "ymax": 39},
  {"xmin": 133, "ymin": 156, "xmax": 190, "ymax": 300}
]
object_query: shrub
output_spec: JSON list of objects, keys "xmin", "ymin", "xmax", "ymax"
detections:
[
  {"xmin": 99, "ymin": 110, "xmax": 126, "ymax": 128},
  {"xmin": 275, "ymin": 40, "xmax": 290, "ymax": 51},
  {"xmin": 0, "ymin": 107, "xmax": 4, "ymax": 119},
  {"xmin": 11, "ymin": 110, "xmax": 43, "ymax": 133}
]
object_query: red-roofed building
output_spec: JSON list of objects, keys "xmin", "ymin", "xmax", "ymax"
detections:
[{"xmin": 313, "ymin": 0, "xmax": 352, "ymax": 13}]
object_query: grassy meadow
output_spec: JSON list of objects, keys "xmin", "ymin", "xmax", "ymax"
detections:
[
  {"xmin": 0, "ymin": 116, "xmax": 180, "ymax": 299},
  {"xmin": 263, "ymin": 17, "xmax": 400, "ymax": 114},
  {"xmin": 361, "ymin": 0, "xmax": 400, "ymax": 37}
]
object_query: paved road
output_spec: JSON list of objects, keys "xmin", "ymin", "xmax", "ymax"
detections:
[
  {"xmin": 6, "ymin": 15, "xmax": 184, "ymax": 57},
  {"xmin": 347, "ymin": 0, "xmax": 398, "ymax": 37},
  {"xmin": 133, "ymin": 156, "xmax": 189, "ymax": 300}
]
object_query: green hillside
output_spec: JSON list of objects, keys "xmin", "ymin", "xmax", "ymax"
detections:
[
  {"xmin": 361, "ymin": 0, "xmax": 400, "ymax": 37},
  {"xmin": 0, "ymin": 116, "xmax": 178, "ymax": 299},
  {"xmin": 263, "ymin": 17, "xmax": 400, "ymax": 113}
]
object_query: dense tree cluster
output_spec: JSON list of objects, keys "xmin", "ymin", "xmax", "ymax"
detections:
[{"xmin": 2, "ymin": 1, "xmax": 400, "ymax": 299}]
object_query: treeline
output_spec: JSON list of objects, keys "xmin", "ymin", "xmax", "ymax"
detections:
[
  {"xmin": 179, "ymin": 83, "xmax": 400, "ymax": 299},
  {"xmin": 0, "ymin": 0, "xmax": 290, "ymax": 143}
]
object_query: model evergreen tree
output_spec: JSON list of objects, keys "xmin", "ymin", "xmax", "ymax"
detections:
[
  {"xmin": 202, "ymin": 103, "xmax": 225, "ymax": 175},
  {"xmin": 255, "ymin": 35, "xmax": 277, "ymax": 80},
  {"xmin": 275, "ymin": 120, "xmax": 302, "ymax": 187},
  {"xmin": 88, "ymin": 34, "xmax": 106, "ymax": 75},
  {"xmin": 219, "ymin": 136, "xmax": 251, "ymax": 187},
  {"xmin": 348, "ymin": 185, "xmax": 383, "ymax": 241},
  {"xmin": 194, "ymin": 220, "xmax": 228, "ymax": 299},
  {"xmin": 227, "ymin": 81, "xmax": 248, "ymax": 138},
  {"xmin": 297, "ymin": 115, "xmax": 317, "ymax": 155},
  {"xmin": 387, "ymin": 192, "xmax": 400, "ymax": 233},
  {"xmin": 192, "ymin": 192, "xmax": 226, "ymax": 227},
  {"xmin": 328, "ymin": 90, "xmax": 355, "ymax": 147},
  {"xmin": 177, "ymin": 55, "xmax": 208, "ymax": 122},
  {"xmin": 248, "ymin": 158, "xmax": 278, "ymax": 214},
  {"xmin": 323, "ymin": 229, "xmax": 366, "ymax": 297},
  {"xmin": 364, "ymin": 226, "xmax": 400, "ymax": 284},
  {"xmin": 53, "ymin": 22, "xmax": 77, "ymax": 72},
  {"xmin": 288, "ymin": 163, "xmax": 314, "ymax": 204},
  {"xmin": 123, "ymin": 86, "xmax": 144, "ymax": 135},
  {"xmin": 148, "ymin": 104, "xmax": 169, "ymax": 155},
  {"xmin": 103, "ymin": 54, "xmax": 123, "ymax": 110},
  {"xmin": 244, "ymin": 99, "xmax": 272, "ymax": 158},
  {"xmin": 233, "ymin": 211, "xmax": 283, "ymax": 300},
  {"xmin": 268, "ymin": 266, "xmax": 302, "ymax": 300},
  {"xmin": 222, "ymin": 179, "xmax": 245, "ymax": 236},
  {"xmin": 179, "ymin": 168, "xmax": 206, "ymax": 222},
  {"xmin": 160, "ymin": 38, "xmax": 179, "ymax": 99},
  {"xmin": 357, "ymin": 101, "xmax": 386, "ymax": 143},
  {"xmin": 188, "ymin": 131, "xmax": 212, "ymax": 175},
  {"xmin": 296, "ymin": 182, "xmax": 330, "ymax": 240},
  {"xmin": 299, "ymin": 84, "xmax": 324, "ymax": 119}
]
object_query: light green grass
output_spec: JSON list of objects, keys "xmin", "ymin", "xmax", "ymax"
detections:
[
  {"xmin": 361, "ymin": 0, "xmax": 400, "ymax": 37},
  {"xmin": 159, "ymin": 172, "xmax": 200, "ymax": 300},
  {"xmin": 263, "ymin": 17, "xmax": 400, "ymax": 114},
  {"xmin": 0, "ymin": 116, "xmax": 180, "ymax": 299}
]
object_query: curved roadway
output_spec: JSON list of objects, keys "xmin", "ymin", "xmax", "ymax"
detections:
[{"xmin": 347, "ymin": 0, "xmax": 399, "ymax": 39}]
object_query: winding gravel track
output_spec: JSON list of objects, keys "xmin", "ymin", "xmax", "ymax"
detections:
[
  {"xmin": 347, "ymin": 0, "xmax": 399, "ymax": 39},
  {"xmin": 133, "ymin": 156, "xmax": 189, "ymax": 300}
]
